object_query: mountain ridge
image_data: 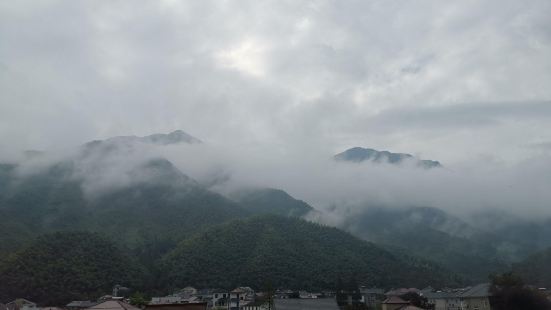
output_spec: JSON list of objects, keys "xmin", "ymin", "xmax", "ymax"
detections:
[{"xmin": 334, "ymin": 147, "xmax": 442, "ymax": 168}]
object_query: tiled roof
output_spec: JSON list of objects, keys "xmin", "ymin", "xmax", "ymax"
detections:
[
  {"xmin": 85, "ymin": 300, "xmax": 139, "ymax": 310},
  {"xmin": 397, "ymin": 306, "xmax": 425, "ymax": 310},
  {"xmin": 274, "ymin": 298, "xmax": 339, "ymax": 310},
  {"xmin": 460, "ymin": 283, "xmax": 491, "ymax": 298},
  {"xmin": 382, "ymin": 296, "xmax": 409, "ymax": 304},
  {"xmin": 66, "ymin": 301, "xmax": 97, "ymax": 308}
]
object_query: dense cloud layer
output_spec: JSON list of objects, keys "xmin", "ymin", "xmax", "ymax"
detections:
[
  {"xmin": 1, "ymin": 0, "xmax": 551, "ymax": 164},
  {"xmin": 1, "ymin": 1, "xmax": 551, "ymax": 220}
]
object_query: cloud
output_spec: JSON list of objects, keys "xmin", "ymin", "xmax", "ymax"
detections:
[
  {"xmin": 1, "ymin": 1, "xmax": 551, "ymax": 221},
  {"xmin": 0, "ymin": 0, "xmax": 550, "ymax": 164}
]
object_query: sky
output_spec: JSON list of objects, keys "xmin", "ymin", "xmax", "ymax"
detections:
[{"xmin": 1, "ymin": 0, "xmax": 551, "ymax": 164}]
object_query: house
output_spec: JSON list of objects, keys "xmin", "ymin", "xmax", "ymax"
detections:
[
  {"xmin": 150, "ymin": 297, "xmax": 185, "ymax": 305},
  {"xmin": 423, "ymin": 283, "xmax": 492, "ymax": 310},
  {"xmin": 85, "ymin": 300, "xmax": 140, "ymax": 310},
  {"xmin": 210, "ymin": 290, "xmax": 229, "ymax": 308},
  {"xmin": 395, "ymin": 306, "xmax": 425, "ymax": 310},
  {"xmin": 381, "ymin": 296, "xmax": 409, "ymax": 310},
  {"xmin": 385, "ymin": 288, "xmax": 421, "ymax": 297},
  {"xmin": 360, "ymin": 287, "xmax": 385, "ymax": 308},
  {"xmin": 458, "ymin": 283, "xmax": 492, "ymax": 310},
  {"xmin": 240, "ymin": 298, "xmax": 271, "ymax": 310},
  {"xmin": 66, "ymin": 301, "xmax": 98, "ymax": 310},
  {"xmin": 229, "ymin": 287, "xmax": 255, "ymax": 310},
  {"xmin": 174, "ymin": 287, "xmax": 198, "ymax": 299},
  {"xmin": 145, "ymin": 303, "xmax": 207, "ymax": 310},
  {"xmin": 424, "ymin": 291, "xmax": 460, "ymax": 310},
  {"xmin": 274, "ymin": 298, "xmax": 339, "ymax": 310},
  {"xmin": 6, "ymin": 299, "xmax": 38, "ymax": 310}
]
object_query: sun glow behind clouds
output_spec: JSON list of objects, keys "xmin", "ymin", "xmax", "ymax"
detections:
[{"xmin": 215, "ymin": 38, "xmax": 269, "ymax": 77}]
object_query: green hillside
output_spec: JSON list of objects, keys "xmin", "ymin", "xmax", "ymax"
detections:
[
  {"xmin": 0, "ymin": 158, "xmax": 248, "ymax": 253},
  {"xmin": 229, "ymin": 187, "xmax": 313, "ymax": 217},
  {"xmin": 0, "ymin": 231, "xmax": 142, "ymax": 306},
  {"xmin": 513, "ymin": 247, "xmax": 551, "ymax": 288},
  {"xmin": 162, "ymin": 215, "xmax": 463, "ymax": 290},
  {"xmin": 344, "ymin": 206, "xmax": 510, "ymax": 282}
]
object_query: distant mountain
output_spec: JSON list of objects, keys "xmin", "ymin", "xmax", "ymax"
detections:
[
  {"xmin": 334, "ymin": 147, "xmax": 441, "ymax": 168},
  {"xmin": 0, "ymin": 231, "xmax": 143, "ymax": 306},
  {"xmin": 228, "ymin": 187, "xmax": 314, "ymax": 217},
  {"xmin": 513, "ymin": 247, "xmax": 551, "ymax": 288},
  {"xmin": 82, "ymin": 130, "xmax": 201, "ymax": 156},
  {"xmin": 162, "ymin": 215, "xmax": 462, "ymax": 290},
  {"xmin": 340, "ymin": 206, "xmax": 509, "ymax": 282}
]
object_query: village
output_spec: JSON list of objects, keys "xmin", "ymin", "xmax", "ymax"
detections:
[{"xmin": 5, "ymin": 281, "xmax": 548, "ymax": 310}]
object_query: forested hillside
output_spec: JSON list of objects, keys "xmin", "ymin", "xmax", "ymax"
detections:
[
  {"xmin": 513, "ymin": 247, "xmax": 551, "ymax": 288},
  {"xmin": 0, "ymin": 232, "xmax": 143, "ymax": 306},
  {"xmin": 0, "ymin": 158, "xmax": 248, "ymax": 254},
  {"xmin": 162, "ymin": 215, "xmax": 463, "ymax": 290},
  {"xmin": 229, "ymin": 187, "xmax": 313, "ymax": 217}
]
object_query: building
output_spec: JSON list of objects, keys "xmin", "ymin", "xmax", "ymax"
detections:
[
  {"xmin": 385, "ymin": 288, "xmax": 421, "ymax": 297},
  {"xmin": 274, "ymin": 298, "xmax": 339, "ymax": 310},
  {"xmin": 229, "ymin": 287, "xmax": 255, "ymax": 310},
  {"xmin": 395, "ymin": 306, "xmax": 425, "ymax": 310},
  {"xmin": 150, "ymin": 297, "xmax": 186, "ymax": 305},
  {"xmin": 66, "ymin": 301, "xmax": 98, "ymax": 310},
  {"xmin": 458, "ymin": 283, "xmax": 492, "ymax": 310},
  {"xmin": 381, "ymin": 296, "xmax": 409, "ymax": 310},
  {"xmin": 85, "ymin": 300, "xmax": 140, "ymax": 310},
  {"xmin": 210, "ymin": 290, "xmax": 229, "ymax": 309},
  {"xmin": 424, "ymin": 283, "xmax": 492, "ymax": 310},
  {"xmin": 360, "ymin": 287, "xmax": 385, "ymax": 308},
  {"xmin": 424, "ymin": 291, "xmax": 462, "ymax": 310},
  {"xmin": 145, "ymin": 303, "xmax": 207, "ymax": 310},
  {"xmin": 6, "ymin": 299, "xmax": 38, "ymax": 310},
  {"xmin": 174, "ymin": 287, "xmax": 198, "ymax": 299}
]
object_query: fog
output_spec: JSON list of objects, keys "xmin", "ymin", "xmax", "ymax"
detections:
[{"xmin": 9, "ymin": 136, "xmax": 550, "ymax": 225}]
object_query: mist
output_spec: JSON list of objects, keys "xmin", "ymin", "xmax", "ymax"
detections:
[{"xmin": 8, "ymin": 135, "xmax": 550, "ymax": 228}]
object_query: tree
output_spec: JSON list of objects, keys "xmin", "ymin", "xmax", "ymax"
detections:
[
  {"xmin": 400, "ymin": 292, "xmax": 431, "ymax": 309},
  {"xmin": 129, "ymin": 292, "xmax": 148, "ymax": 308},
  {"xmin": 490, "ymin": 272, "xmax": 551, "ymax": 310}
]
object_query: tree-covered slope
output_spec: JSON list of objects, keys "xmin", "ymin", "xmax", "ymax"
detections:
[
  {"xmin": 228, "ymin": 187, "xmax": 313, "ymax": 217},
  {"xmin": 513, "ymin": 247, "xmax": 551, "ymax": 288},
  {"xmin": 162, "ymin": 215, "xmax": 462, "ymax": 290},
  {"xmin": 0, "ymin": 158, "xmax": 249, "ymax": 253},
  {"xmin": 0, "ymin": 232, "xmax": 142, "ymax": 306},
  {"xmin": 343, "ymin": 206, "xmax": 509, "ymax": 282}
]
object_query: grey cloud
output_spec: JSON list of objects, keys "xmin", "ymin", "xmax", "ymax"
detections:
[
  {"xmin": 0, "ymin": 1, "xmax": 550, "ymax": 166},
  {"xmin": 364, "ymin": 101, "xmax": 551, "ymax": 132}
]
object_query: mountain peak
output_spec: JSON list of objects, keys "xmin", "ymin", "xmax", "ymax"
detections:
[
  {"xmin": 82, "ymin": 130, "xmax": 201, "ymax": 153},
  {"xmin": 334, "ymin": 147, "xmax": 441, "ymax": 168},
  {"xmin": 143, "ymin": 130, "xmax": 202, "ymax": 145}
]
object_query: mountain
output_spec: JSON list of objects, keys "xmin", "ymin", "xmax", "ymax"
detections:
[
  {"xmin": 228, "ymin": 187, "xmax": 314, "ymax": 217},
  {"xmin": 85, "ymin": 130, "xmax": 201, "ymax": 148},
  {"xmin": 513, "ymin": 248, "xmax": 551, "ymax": 288},
  {"xmin": 81, "ymin": 130, "xmax": 201, "ymax": 158},
  {"xmin": 162, "ymin": 215, "xmax": 463, "ymax": 290},
  {"xmin": 0, "ymin": 231, "xmax": 143, "ymax": 306},
  {"xmin": 341, "ymin": 206, "xmax": 509, "ymax": 282},
  {"xmin": 0, "ymin": 157, "xmax": 248, "ymax": 254},
  {"xmin": 334, "ymin": 147, "xmax": 441, "ymax": 168}
]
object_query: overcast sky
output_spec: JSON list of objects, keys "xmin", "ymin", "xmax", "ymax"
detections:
[{"xmin": 1, "ymin": 0, "xmax": 551, "ymax": 164}]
